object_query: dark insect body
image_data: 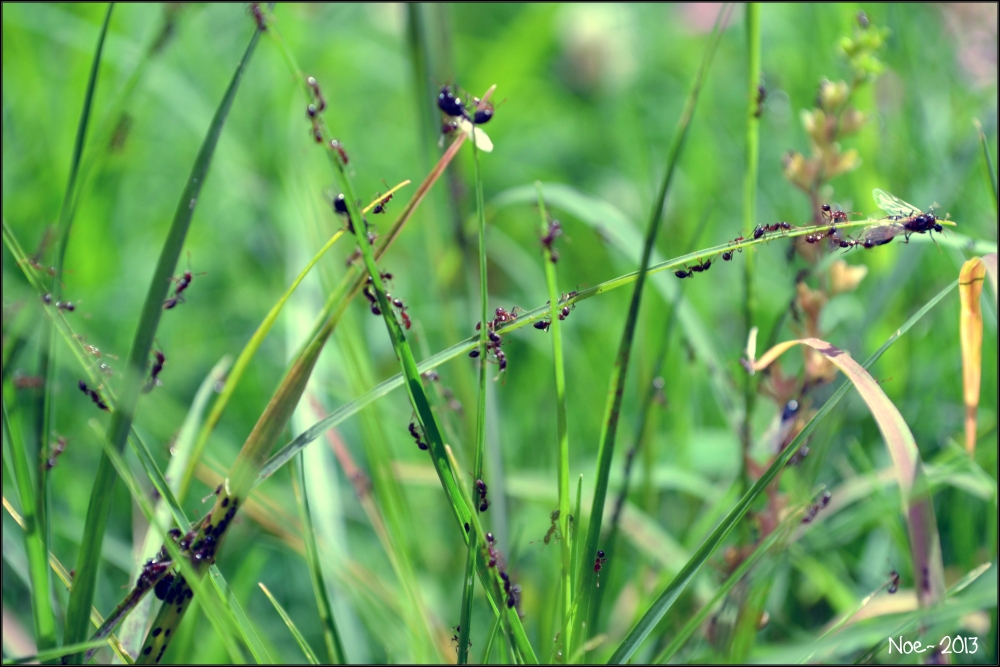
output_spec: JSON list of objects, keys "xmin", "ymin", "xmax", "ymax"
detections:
[
  {"xmin": 78, "ymin": 380, "xmax": 109, "ymax": 411},
  {"xmin": 534, "ymin": 319, "xmax": 551, "ymax": 332},
  {"xmin": 143, "ymin": 350, "xmax": 167, "ymax": 393},
  {"xmin": 408, "ymin": 420, "xmax": 428, "ymax": 450},
  {"xmin": 437, "ymin": 85, "xmax": 468, "ymax": 119},
  {"xmin": 330, "ymin": 140, "xmax": 349, "ymax": 165},
  {"xmin": 594, "ymin": 549, "xmax": 608, "ymax": 587},
  {"xmin": 888, "ymin": 570, "xmax": 900, "ymax": 594}
]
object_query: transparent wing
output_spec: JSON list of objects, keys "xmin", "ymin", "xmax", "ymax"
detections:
[
  {"xmin": 456, "ymin": 116, "xmax": 493, "ymax": 153},
  {"xmin": 872, "ymin": 188, "xmax": 921, "ymax": 217}
]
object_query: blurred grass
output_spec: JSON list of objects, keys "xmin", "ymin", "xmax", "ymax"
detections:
[{"xmin": 2, "ymin": 3, "xmax": 997, "ymax": 665}]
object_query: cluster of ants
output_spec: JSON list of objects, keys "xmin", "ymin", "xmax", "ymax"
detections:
[
  {"xmin": 437, "ymin": 84, "xmax": 496, "ymax": 137},
  {"xmin": 362, "ymin": 271, "xmax": 411, "ymax": 329},
  {"xmin": 801, "ymin": 490, "xmax": 832, "ymax": 524},
  {"xmin": 470, "ymin": 306, "xmax": 522, "ymax": 372},
  {"xmin": 483, "ymin": 531, "xmax": 522, "ymax": 613},
  {"xmin": 303, "ymin": 74, "xmax": 350, "ymax": 166},
  {"xmin": 532, "ymin": 292, "xmax": 577, "ymax": 333},
  {"xmin": 41, "ymin": 292, "xmax": 77, "ymax": 311}
]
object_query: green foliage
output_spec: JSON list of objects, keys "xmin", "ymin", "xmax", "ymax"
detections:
[{"xmin": 2, "ymin": 4, "xmax": 997, "ymax": 665}]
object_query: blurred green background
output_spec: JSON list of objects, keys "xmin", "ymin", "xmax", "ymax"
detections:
[{"xmin": 2, "ymin": 2, "xmax": 997, "ymax": 663}]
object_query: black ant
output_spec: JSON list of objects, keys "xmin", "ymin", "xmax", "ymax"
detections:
[
  {"xmin": 332, "ymin": 193, "xmax": 349, "ymax": 215},
  {"xmin": 801, "ymin": 490, "xmax": 832, "ymax": 524},
  {"xmin": 557, "ymin": 293, "xmax": 576, "ymax": 320},
  {"xmin": 752, "ymin": 224, "xmax": 766, "ymax": 240},
  {"xmin": 888, "ymin": 568, "xmax": 900, "ymax": 594},
  {"xmin": 408, "ymin": 419, "xmax": 428, "ymax": 450},
  {"xmin": 674, "ymin": 269, "xmax": 693, "ymax": 279},
  {"xmin": 690, "ymin": 257, "xmax": 712, "ymax": 273},
  {"xmin": 366, "ymin": 271, "xmax": 394, "ymax": 288},
  {"xmin": 533, "ymin": 319, "xmax": 551, "ymax": 332},
  {"xmin": 437, "ymin": 84, "xmax": 468, "ymax": 119},
  {"xmin": 362, "ymin": 285, "xmax": 381, "ymax": 315},
  {"xmin": 472, "ymin": 97, "xmax": 495, "ymax": 125},
  {"xmin": 475, "ymin": 478, "xmax": 490, "ymax": 512},
  {"xmin": 486, "ymin": 531, "xmax": 500, "ymax": 568},
  {"xmin": 540, "ymin": 218, "xmax": 562, "ymax": 263},
  {"xmin": 372, "ymin": 179, "xmax": 393, "ymax": 214},
  {"xmin": 329, "ymin": 139, "xmax": 349, "ymax": 165},
  {"xmin": 594, "ymin": 549, "xmax": 608, "ymax": 586},
  {"xmin": 143, "ymin": 350, "xmax": 166, "ymax": 393},
  {"xmin": 56, "ymin": 300, "xmax": 76, "ymax": 312},
  {"xmin": 164, "ymin": 255, "xmax": 205, "ymax": 309},
  {"xmin": 78, "ymin": 380, "xmax": 109, "ymax": 411},
  {"xmin": 754, "ymin": 83, "xmax": 767, "ymax": 118}
]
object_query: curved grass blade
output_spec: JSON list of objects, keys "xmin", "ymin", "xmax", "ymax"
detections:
[
  {"xmin": 260, "ymin": 217, "xmax": 844, "ymax": 483},
  {"xmin": 63, "ymin": 23, "xmax": 263, "ymax": 659},
  {"xmin": 535, "ymin": 182, "xmax": 574, "ymax": 644},
  {"xmin": 959, "ymin": 257, "xmax": 987, "ymax": 454},
  {"xmin": 607, "ymin": 279, "xmax": 957, "ymax": 663},
  {"xmin": 481, "ymin": 614, "xmax": 502, "ymax": 665},
  {"xmin": 181, "ymin": 229, "xmax": 344, "ymax": 501},
  {"xmin": 572, "ymin": 6, "xmax": 731, "ymax": 657},
  {"xmin": 291, "ymin": 455, "xmax": 346, "ymax": 664},
  {"xmin": 258, "ymin": 583, "xmax": 320, "ymax": 664}
]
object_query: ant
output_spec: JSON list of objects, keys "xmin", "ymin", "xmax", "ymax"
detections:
[
  {"xmin": 690, "ymin": 257, "xmax": 712, "ymax": 273},
  {"xmin": 45, "ymin": 436, "xmax": 68, "ymax": 470},
  {"xmin": 472, "ymin": 97, "xmax": 495, "ymax": 125},
  {"xmin": 78, "ymin": 380, "xmax": 109, "ymax": 411},
  {"xmin": 12, "ymin": 372, "xmax": 44, "ymax": 390},
  {"xmin": 408, "ymin": 419, "xmax": 428, "ymax": 450},
  {"xmin": 486, "ymin": 531, "xmax": 500, "ymax": 568},
  {"xmin": 329, "ymin": 139, "xmax": 349, "ymax": 165},
  {"xmin": 366, "ymin": 271, "xmax": 395, "ymax": 288},
  {"xmin": 540, "ymin": 218, "xmax": 562, "ymax": 263},
  {"xmin": 385, "ymin": 292, "xmax": 411, "ymax": 329},
  {"xmin": 362, "ymin": 285, "xmax": 381, "ymax": 315},
  {"xmin": 372, "ymin": 179, "xmax": 393, "ymax": 214},
  {"xmin": 820, "ymin": 203, "xmax": 859, "ymax": 224},
  {"xmin": 674, "ymin": 268, "xmax": 693, "ymax": 279},
  {"xmin": 594, "ymin": 549, "xmax": 608, "ymax": 586},
  {"xmin": 306, "ymin": 76, "xmax": 326, "ymax": 113},
  {"xmin": 754, "ymin": 83, "xmax": 767, "ymax": 118},
  {"xmin": 143, "ymin": 350, "xmax": 166, "ymax": 393},
  {"xmin": 531, "ymin": 509, "xmax": 561, "ymax": 546},
  {"xmin": 533, "ymin": 319, "xmax": 551, "ymax": 332},
  {"xmin": 332, "ymin": 193, "xmax": 349, "ymax": 215},
  {"xmin": 475, "ymin": 478, "xmax": 490, "ymax": 512},
  {"xmin": 801, "ymin": 490, "xmax": 832, "ymax": 524},
  {"xmin": 437, "ymin": 84, "xmax": 469, "ymax": 119},
  {"xmin": 450, "ymin": 625, "xmax": 471, "ymax": 654},
  {"xmin": 752, "ymin": 224, "xmax": 766, "ymax": 240},
  {"xmin": 557, "ymin": 293, "xmax": 576, "ymax": 320},
  {"xmin": 887, "ymin": 568, "xmax": 900, "ymax": 594},
  {"xmin": 164, "ymin": 255, "xmax": 206, "ymax": 309},
  {"xmin": 249, "ymin": 2, "xmax": 267, "ymax": 30}
]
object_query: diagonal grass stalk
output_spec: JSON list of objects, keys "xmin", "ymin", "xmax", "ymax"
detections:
[
  {"xmin": 258, "ymin": 583, "xmax": 320, "ymax": 664},
  {"xmin": 63, "ymin": 22, "xmax": 263, "ymax": 660},
  {"xmin": 571, "ymin": 6, "xmax": 731, "ymax": 658},
  {"xmin": 606, "ymin": 279, "xmax": 958, "ymax": 663},
  {"xmin": 259, "ymin": 216, "xmax": 901, "ymax": 483},
  {"xmin": 535, "ymin": 182, "xmax": 574, "ymax": 647}
]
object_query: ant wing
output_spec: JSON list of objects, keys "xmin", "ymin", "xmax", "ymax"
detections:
[
  {"xmin": 872, "ymin": 188, "xmax": 920, "ymax": 217},
  {"xmin": 455, "ymin": 116, "xmax": 493, "ymax": 153}
]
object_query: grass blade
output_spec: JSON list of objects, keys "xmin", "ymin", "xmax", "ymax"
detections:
[
  {"xmin": 4, "ymin": 639, "xmax": 109, "ymax": 666},
  {"xmin": 258, "ymin": 583, "xmax": 320, "ymax": 664},
  {"xmin": 959, "ymin": 258, "xmax": 987, "ymax": 454},
  {"xmin": 291, "ymin": 454, "xmax": 346, "ymax": 663},
  {"xmin": 534, "ymin": 182, "xmax": 574, "ymax": 644},
  {"xmin": 607, "ymin": 279, "xmax": 957, "ymax": 663},
  {"xmin": 63, "ymin": 22, "xmax": 262, "ymax": 659},
  {"xmin": 2, "ymin": 392, "xmax": 57, "ymax": 651},
  {"xmin": 741, "ymin": 0, "xmax": 762, "ymax": 498},
  {"xmin": 974, "ymin": 118, "xmax": 998, "ymax": 214},
  {"xmin": 573, "ymin": 6, "xmax": 731, "ymax": 655}
]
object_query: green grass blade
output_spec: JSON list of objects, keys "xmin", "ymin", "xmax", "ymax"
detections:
[
  {"xmin": 654, "ymin": 519, "xmax": 791, "ymax": 662},
  {"xmin": 63, "ymin": 23, "xmax": 262, "ymax": 658},
  {"xmin": 182, "ymin": 230, "xmax": 344, "ymax": 501},
  {"xmin": 974, "ymin": 118, "xmax": 998, "ymax": 215},
  {"xmin": 291, "ymin": 455, "xmax": 346, "ymax": 664},
  {"xmin": 572, "ymin": 6, "xmax": 731, "ymax": 656},
  {"xmin": 535, "ymin": 182, "xmax": 574, "ymax": 643},
  {"xmin": 457, "ymin": 107, "xmax": 494, "ymax": 667},
  {"xmin": 481, "ymin": 614, "xmax": 502, "ymax": 665},
  {"xmin": 2, "ymin": 392, "xmax": 57, "ymax": 650},
  {"xmin": 4, "ymin": 639, "xmax": 109, "ymax": 666},
  {"xmin": 741, "ymin": 1, "xmax": 761, "ymax": 497},
  {"xmin": 259, "ymin": 216, "xmax": 881, "ymax": 483},
  {"xmin": 258, "ymin": 583, "xmax": 320, "ymax": 664},
  {"xmin": 607, "ymin": 279, "xmax": 957, "ymax": 663}
]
